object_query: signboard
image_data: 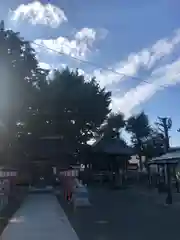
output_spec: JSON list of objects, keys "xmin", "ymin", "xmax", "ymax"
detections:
[
  {"xmin": 60, "ymin": 169, "xmax": 79, "ymax": 177},
  {"xmin": 0, "ymin": 170, "xmax": 17, "ymax": 178}
]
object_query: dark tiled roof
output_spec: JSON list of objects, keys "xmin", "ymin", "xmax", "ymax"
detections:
[
  {"xmin": 92, "ymin": 137, "xmax": 133, "ymax": 155},
  {"xmin": 148, "ymin": 149, "xmax": 180, "ymax": 165}
]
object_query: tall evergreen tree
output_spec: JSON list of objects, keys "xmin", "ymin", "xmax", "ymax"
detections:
[
  {"xmin": 0, "ymin": 21, "xmax": 48, "ymax": 162},
  {"xmin": 126, "ymin": 112, "xmax": 151, "ymax": 170}
]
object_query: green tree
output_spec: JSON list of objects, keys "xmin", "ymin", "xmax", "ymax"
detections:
[
  {"xmin": 0, "ymin": 21, "xmax": 48, "ymax": 162},
  {"xmin": 98, "ymin": 112, "xmax": 125, "ymax": 139},
  {"xmin": 142, "ymin": 130, "xmax": 165, "ymax": 160},
  {"xmin": 126, "ymin": 112, "xmax": 151, "ymax": 171},
  {"xmin": 27, "ymin": 68, "xmax": 111, "ymax": 161},
  {"xmin": 155, "ymin": 117, "xmax": 172, "ymax": 152}
]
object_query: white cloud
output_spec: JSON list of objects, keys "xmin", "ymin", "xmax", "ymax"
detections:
[
  {"xmin": 94, "ymin": 53, "xmax": 145, "ymax": 87},
  {"xmin": 36, "ymin": 28, "xmax": 180, "ymax": 118},
  {"xmin": 75, "ymin": 28, "xmax": 96, "ymax": 43},
  {"xmin": 88, "ymin": 28, "xmax": 180, "ymax": 117},
  {"xmin": 75, "ymin": 27, "xmax": 108, "ymax": 42},
  {"xmin": 10, "ymin": 1, "xmax": 67, "ymax": 28},
  {"xmin": 39, "ymin": 62, "xmax": 51, "ymax": 69},
  {"xmin": 33, "ymin": 28, "xmax": 99, "ymax": 60},
  {"xmin": 94, "ymin": 29, "xmax": 180, "ymax": 88},
  {"xmin": 112, "ymin": 59, "xmax": 180, "ymax": 117}
]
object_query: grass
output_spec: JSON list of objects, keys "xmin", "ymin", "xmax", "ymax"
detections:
[{"xmin": 0, "ymin": 186, "xmax": 27, "ymax": 236}]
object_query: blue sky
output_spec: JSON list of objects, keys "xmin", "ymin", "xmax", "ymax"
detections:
[{"xmin": 1, "ymin": 0, "xmax": 180, "ymax": 146}]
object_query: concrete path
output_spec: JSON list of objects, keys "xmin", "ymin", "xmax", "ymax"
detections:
[{"xmin": 1, "ymin": 194, "xmax": 79, "ymax": 240}]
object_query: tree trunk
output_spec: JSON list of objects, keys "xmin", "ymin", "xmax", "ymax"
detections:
[
  {"xmin": 139, "ymin": 154, "xmax": 143, "ymax": 172},
  {"xmin": 147, "ymin": 165, "xmax": 152, "ymax": 187},
  {"xmin": 137, "ymin": 139, "xmax": 143, "ymax": 172}
]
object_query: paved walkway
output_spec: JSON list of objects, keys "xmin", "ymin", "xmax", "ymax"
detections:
[{"xmin": 1, "ymin": 194, "xmax": 79, "ymax": 240}]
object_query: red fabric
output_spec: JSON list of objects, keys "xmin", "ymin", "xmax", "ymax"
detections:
[
  {"xmin": 65, "ymin": 177, "xmax": 74, "ymax": 191},
  {"xmin": 62, "ymin": 176, "xmax": 75, "ymax": 200}
]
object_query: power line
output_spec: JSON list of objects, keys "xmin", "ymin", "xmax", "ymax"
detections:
[
  {"xmin": 33, "ymin": 42, "xmax": 151, "ymax": 83},
  {"xmin": 32, "ymin": 41, "xmax": 173, "ymax": 90}
]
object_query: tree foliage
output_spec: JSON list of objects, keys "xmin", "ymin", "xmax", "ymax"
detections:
[
  {"xmin": 23, "ymin": 68, "xmax": 111, "ymax": 156},
  {"xmin": 126, "ymin": 112, "xmax": 151, "ymax": 141},
  {"xmin": 0, "ymin": 21, "xmax": 112, "ymax": 166},
  {"xmin": 126, "ymin": 112, "xmax": 151, "ymax": 169},
  {"xmin": 98, "ymin": 112, "xmax": 125, "ymax": 139},
  {"xmin": 155, "ymin": 117, "xmax": 172, "ymax": 151},
  {"xmin": 0, "ymin": 20, "xmax": 171, "ymax": 170},
  {"xmin": 0, "ymin": 22, "xmax": 48, "ymax": 161},
  {"xmin": 141, "ymin": 130, "xmax": 165, "ymax": 160}
]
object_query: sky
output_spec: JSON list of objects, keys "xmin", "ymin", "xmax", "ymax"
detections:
[{"xmin": 1, "ymin": 0, "xmax": 180, "ymax": 146}]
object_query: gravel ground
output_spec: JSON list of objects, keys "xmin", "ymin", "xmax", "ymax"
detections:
[{"xmin": 58, "ymin": 186, "xmax": 180, "ymax": 240}]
